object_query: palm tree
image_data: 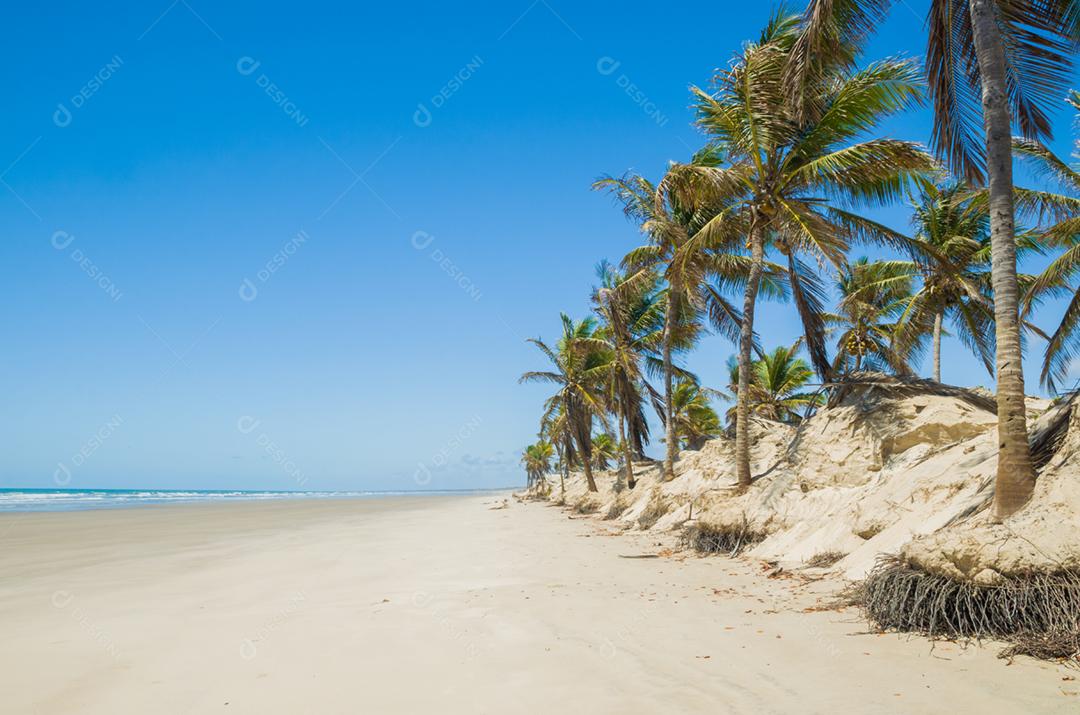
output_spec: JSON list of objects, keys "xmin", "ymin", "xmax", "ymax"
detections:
[
  {"xmin": 896, "ymin": 183, "xmax": 996, "ymax": 382},
  {"xmin": 539, "ymin": 402, "xmax": 573, "ymax": 500},
  {"xmin": 593, "ymin": 172, "xmax": 774, "ymax": 482},
  {"xmin": 687, "ymin": 12, "xmax": 933, "ymax": 488},
  {"xmin": 592, "ymin": 262, "xmax": 667, "ymax": 489},
  {"xmin": 669, "ymin": 380, "xmax": 723, "ymax": 451},
  {"xmin": 830, "ymin": 258, "xmax": 922, "ymax": 376},
  {"xmin": 723, "ymin": 342, "xmax": 822, "ymax": 427},
  {"xmin": 590, "ymin": 433, "xmax": 618, "ymax": 470},
  {"xmin": 790, "ymin": 0, "xmax": 1080, "ymax": 522},
  {"xmin": 521, "ymin": 441, "xmax": 554, "ymax": 491},
  {"xmin": 521, "ymin": 315, "xmax": 611, "ymax": 492}
]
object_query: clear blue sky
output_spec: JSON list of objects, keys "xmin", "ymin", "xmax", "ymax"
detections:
[{"xmin": 2, "ymin": 1, "xmax": 1078, "ymax": 491}]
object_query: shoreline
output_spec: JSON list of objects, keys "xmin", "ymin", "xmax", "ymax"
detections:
[
  {"xmin": 0, "ymin": 487, "xmax": 516, "ymax": 514},
  {"xmin": 2, "ymin": 494, "xmax": 1074, "ymax": 713}
]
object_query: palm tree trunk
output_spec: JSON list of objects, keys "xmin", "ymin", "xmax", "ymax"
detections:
[
  {"xmin": 735, "ymin": 223, "xmax": 765, "ymax": 488},
  {"xmin": 575, "ymin": 431, "xmax": 598, "ymax": 492},
  {"xmin": 558, "ymin": 440, "xmax": 568, "ymax": 501},
  {"xmin": 618, "ymin": 410, "xmax": 636, "ymax": 489},
  {"xmin": 968, "ymin": 0, "xmax": 1036, "ymax": 521},
  {"xmin": 932, "ymin": 310, "xmax": 943, "ymax": 383},
  {"xmin": 661, "ymin": 285, "xmax": 678, "ymax": 481}
]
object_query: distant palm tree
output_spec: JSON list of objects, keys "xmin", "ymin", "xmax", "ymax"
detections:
[
  {"xmin": 894, "ymin": 182, "xmax": 1047, "ymax": 382},
  {"xmin": 521, "ymin": 441, "xmax": 554, "ymax": 491},
  {"xmin": 670, "ymin": 380, "xmax": 723, "ymax": 451},
  {"xmin": 539, "ymin": 402, "xmax": 573, "ymax": 500},
  {"xmin": 896, "ymin": 183, "xmax": 995, "ymax": 382},
  {"xmin": 789, "ymin": 0, "xmax": 1080, "ymax": 522},
  {"xmin": 724, "ymin": 342, "xmax": 822, "ymax": 427},
  {"xmin": 521, "ymin": 315, "xmax": 611, "ymax": 492},
  {"xmin": 590, "ymin": 433, "xmax": 618, "ymax": 470},
  {"xmin": 830, "ymin": 258, "xmax": 921, "ymax": 376},
  {"xmin": 688, "ymin": 12, "xmax": 933, "ymax": 487}
]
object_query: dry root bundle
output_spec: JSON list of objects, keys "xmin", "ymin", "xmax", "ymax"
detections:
[
  {"xmin": 805, "ymin": 550, "xmax": 847, "ymax": 568},
  {"xmin": 604, "ymin": 499, "xmax": 629, "ymax": 521},
  {"xmin": 573, "ymin": 497, "xmax": 600, "ymax": 515},
  {"xmin": 636, "ymin": 494, "xmax": 668, "ymax": 530},
  {"xmin": 863, "ymin": 556, "xmax": 1080, "ymax": 661},
  {"xmin": 680, "ymin": 516, "xmax": 766, "ymax": 557}
]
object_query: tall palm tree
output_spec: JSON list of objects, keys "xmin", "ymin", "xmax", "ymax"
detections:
[
  {"xmin": 687, "ymin": 12, "xmax": 933, "ymax": 488},
  {"xmin": 521, "ymin": 441, "xmax": 554, "ymax": 491},
  {"xmin": 521, "ymin": 315, "xmax": 611, "ymax": 492},
  {"xmin": 669, "ymin": 380, "xmax": 723, "ymax": 451},
  {"xmin": 790, "ymin": 0, "xmax": 1080, "ymax": 521},
  {"xmin": 723, "ymin": 342, "xmax": 822, "ymax": 427},
  {"xmin": 593, "ymin": 172, "xmax": 776, "ymax": 481}
]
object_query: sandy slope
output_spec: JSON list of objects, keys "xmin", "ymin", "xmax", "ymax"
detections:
[{"xmin": 0, "ymin": 496, "xmax": 1075, "ymax": 714}]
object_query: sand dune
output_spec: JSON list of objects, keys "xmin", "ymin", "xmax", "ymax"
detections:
[{"xmin": 0, "ymin": 495, "xmax": 1075, "ymax": 713}]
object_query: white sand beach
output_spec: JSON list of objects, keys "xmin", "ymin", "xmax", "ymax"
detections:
[{"xmin": 0, "ymin": 495, "xmax": 1075, "ymax": 714}]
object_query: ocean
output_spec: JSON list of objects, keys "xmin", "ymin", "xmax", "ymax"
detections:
[{"xmin": 0, "ymin": 488, "xmax": 497, "ymax": 513}]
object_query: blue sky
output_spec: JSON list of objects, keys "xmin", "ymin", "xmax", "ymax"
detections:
[{"xmin": 2, "ymin": 1, "xmax": 1078, "ymax": 491}]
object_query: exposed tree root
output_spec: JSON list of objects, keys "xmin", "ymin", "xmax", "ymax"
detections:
[
  {"xmin": 862, "ymin": 555, "xmax": 1080, "ymax": 662},
  {"xmin": 636, "ymin": 493, "xmax": 668, "ymax": 530},
  {"xmin": 604, "ymin": 499, "xmax": 629, "ymax": 521},
  {"xmin": 805, "ymin": 550, "xmax": 847, "ymax": 568},
  {"xmin": 573, "ymin": 497, "xmax": 600, "ymax": 514},
  {"xmin": 680, "ymin": 515, "xmax": 766, "ymax": 556}
]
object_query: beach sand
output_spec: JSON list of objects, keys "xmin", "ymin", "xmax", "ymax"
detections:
[{"xmin": 0, "ymin": 495, "xmax": 1075, "ymax": 714}]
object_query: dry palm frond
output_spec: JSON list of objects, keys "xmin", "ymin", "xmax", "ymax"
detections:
[
  {"xmin": 823, "ymin": 371, "xmax": 996, "ymax": 412},
  {"xmin": 1028, "ymin": 393, "xmax": 1077, "ymax": 469}
]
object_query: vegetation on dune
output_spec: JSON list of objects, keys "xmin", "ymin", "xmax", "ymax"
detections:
[
  {"xmin": 792, "ymin": 0, "xmax": 1078, "ymax": 521},
  {"xmin": 517, "ymin": 0, "xmax": 1080, "ymax": 660}
]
